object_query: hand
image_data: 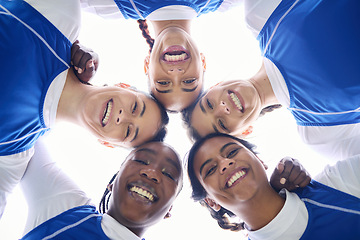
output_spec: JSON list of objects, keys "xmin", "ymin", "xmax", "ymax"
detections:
[
  {"xmin": 71, "ymin": 40, "xmax": 99, "ymax": 83},
  {"xmin": 270, "ymin": 156, "xmax": 311, "ymax": 192}
]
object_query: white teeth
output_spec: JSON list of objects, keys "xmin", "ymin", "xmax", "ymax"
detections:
[
  {"xmin": 164, "ymin": 53, "xmax": 187, "ymax": 62},
  {"xmin": 130, "ymin": 186, "xmax": 155, "ymax": 202},
  {"xmin": 227, "ymin": 170, "xmax": 246, "ymax": 187},
  {"xmin": 230, "ymin": 93, "xmax": 243, "ymax": 111},
  {"xmin": 102, "ymin": 100, "xmax": 113, "ymax": 126}
]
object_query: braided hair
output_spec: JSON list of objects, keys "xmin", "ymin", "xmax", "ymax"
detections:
[
  {"xmin": 200, "ymin": 200, "xmax": 245, "ymax": 232},
  {"xmin": 137, "ymin": 19, "xmax": 154, "ymax": 54},
  {"xmin": 99, "ymin": 172, "xmax": 118, "ymax": 214}
]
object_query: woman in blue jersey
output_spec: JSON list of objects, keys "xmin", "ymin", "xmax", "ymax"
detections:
[
  {"xmin": 183, "ymin": 0, "xmax": 360, "ymax": 161},
  {"xmin": 20, "ymin": 139, "xmax": 183, "ymax": 239},
  {"xmin": 81, "ymin": 0, "xmax": 241, "ymax": 112},
  {"xmin": 0, "ymin": 0, "xmax": 168, "ymax": 219},
  {"xmin": 187, "ymin": 133, "xmax": 360, "ymax": 240}
]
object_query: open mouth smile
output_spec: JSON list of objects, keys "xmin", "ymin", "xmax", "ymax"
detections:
[
  {"xmin": 162, "ymin": 46, "xmax": 190, "ymax": 64},
  {"xmin": 225, "ymin": 168, "xmax": 248, "ymax": 188},
  {"xmin": 101, "ymin": 99, "xmax": 113, "ymax": 127},
  {"xmin": 128, "ymin": 183, "xmax": 158, "ymax": 203},
  {"xmin": 228, "ymin": 91, "xmax": 245, "ymax": 113}
]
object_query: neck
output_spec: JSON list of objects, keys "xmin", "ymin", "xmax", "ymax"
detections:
[
  {"xmin": 106, "ymin": 209, "xmax": 147, "ymax": 238},
  {"xmin": 249, "ymin": 62, "xmax": 279, "ymax": 108},
  {"xmin": 57, "ymin": 70, "xmax": 89, "ymax": 124},
  {"xmin": 150, "ymin": 19, "xmax": 192, "ymax": 37},
  {"xmin": 233, "ymin": 184, "xmax": 285, "ymax": 231}
]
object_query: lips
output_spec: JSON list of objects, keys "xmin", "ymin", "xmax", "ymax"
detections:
[
  {"xmin": 101, "ymin": 99, "xmax": 113, "ymax": 127},
  {"xmin": 162, "ymin": 45, "xmax": 190, "ymax": 64},
  {"xmin": 225, "ymin": 168, "xmax": 248, "ymax": 188},
  {"xmin": 228, "ymin": 90, "xmax": 245, "ymax": 113},
  {"xmin": 127, "ymin": 182, "xmax": 158, "ymax": 203}
]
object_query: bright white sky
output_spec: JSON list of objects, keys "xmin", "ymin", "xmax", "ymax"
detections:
[{"xmin": 0, "ymin": 4, "xmax": 330, "ymax": 239}]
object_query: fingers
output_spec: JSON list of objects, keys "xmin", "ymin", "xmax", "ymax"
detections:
[{"xmin": 278, "ymin": 157, "xmax": 311, "ymax": 189}]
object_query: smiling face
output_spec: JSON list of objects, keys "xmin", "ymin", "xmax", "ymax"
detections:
[
  {"xmin": 192, "ymin": 136, "xmax": 268, "ymax": 210},
  {"xmin": 190, "ymin": 80, "xmax": 262, "ymax": 137},
  {"xmin": 145, "ymin": 26, "xmax": 206, "ymax": 112},
  {"xmin": 81, "ymin": 86, "xmax": 162, "ymax": 148},
  {"xmin": 108, "ymin": 142, "xmax": 183, "ymax": 230}
]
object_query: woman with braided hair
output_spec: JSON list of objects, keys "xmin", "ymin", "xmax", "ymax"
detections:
[
  {"xmin": 20, "ymin": 139, "xmax": 183, "ymax": 239},
  {"xmin": 81, "ymin": 0, "xmax": 241, "ymax": 112},
  {"xmin": 187, "ymin": 133, "xmax": 360, "ymax": 239},
  {"xmin": 183, "ymin": 0, "xmax": 360, "ymax": 162}
]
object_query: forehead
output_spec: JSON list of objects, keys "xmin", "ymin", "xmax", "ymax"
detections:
[
  {"xmin": 129, "ymin": 142, "xmax": 181, "ymax": 170},
  {"xmin": 153, "ymin": 89, "xmax": 202, "ymax": 112},
  {"xmin": 195, "ymin": 137, "xmax": 240, "ymax": 159}
]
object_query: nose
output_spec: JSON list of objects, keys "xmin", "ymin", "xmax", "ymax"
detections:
[
  {"xmin": 167, "ymin": 67, "xmax": 184, "ymax": 74},
  {"xmin": 219, "ymin": 158, "xmax": 234, "ymax": 174},
  {"xmin": 115, "ymin": 109, "xmax": 133, "ymax": 125},
  {"xmin": 140, "ymin": 168, "xmax": 161, "ymax": 183},
  {"xmin": 215, "ymin": 101, "xmax": 230, "ymax": 116}
]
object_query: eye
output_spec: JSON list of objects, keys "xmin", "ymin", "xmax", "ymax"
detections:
[
  {"xmin": 125, "ymin": 126, "xmax": 131, "ymax": 138},
  {"xmin": 157, "ymin": 80, "xmax": 170, "ymax": 86},
  {"xmin": 226, "ymin": 148, "xmax": 240, "ymax": 158},
  {"xmin": 206, "ymin": 99, "xmax": 213, "ymax": 109},
  {"xmin": 205, "ymin": 165, "xmax": 217, "ymax": 178},
  {"xmin": 162, "ymin": 169, "xmax": 175, "ymax": 181},
  {"xmin": 183, "ymin": 78, "xmax": 196, "ymax": 85},
  {"xmin": 218, "ymin": 119, "xmax": 228, "ymax": 131},
  {"xmin": 134, "ymin": 159, "xmax": 149, "ymax": 165},
  {"xmin": 132, "ymin": 101, "xmax": 138, "ymax": 114}
]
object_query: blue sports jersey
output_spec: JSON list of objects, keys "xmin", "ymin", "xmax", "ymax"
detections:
[
  {"xmin": 21, "ymin": 205, "xmax": 109, "ymax": 240},
  {"xmin": 113, "ymin": 0, "xmax": 224, "ymax": 19},
  {"xmin": 295, "ymin": 180, "xmax": 360, "ymax": 239},
  {"xmin": 0, "ymin": 0, "xmax": 71, "ymax": 156},
  {"xmin": 257, "ymin": 0, "xmax": 360, "ymax": 127}
]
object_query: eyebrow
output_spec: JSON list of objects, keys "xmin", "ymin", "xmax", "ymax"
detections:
[
  {"xmin": 134, "ymin": 148, "xmax": 156, "ymax": 154},
  {"xmin": 220, "ymin": 142, "xmax": 237, "ymax": 154},
  {"xmin": 181, "ymin": 86, "xmax": 198, "ymax": 92},
  {"xmin": 140, "ymin": 100, "xmax": 146, "ymax": 117},
  {"xmin": 155, "ymin": 85, "xmax": 198, "ymax": 94},
  {"xmin": 155, "ymin": 88, "xmax": 172, "ymax": 94},
  {"xmin": 199, "ymin": 99, "xmax": 206, "ymax": 113},
  {"xmin": 199, "ymin": 158, "xmax": 212, "ymax": 176},
  {"xmin": 130, "ymin": 128, "xmax": 139, "ymax": 142},
  {"xmin": 166, "ymin": 157, "xmax": 181, "ymax": 173}
]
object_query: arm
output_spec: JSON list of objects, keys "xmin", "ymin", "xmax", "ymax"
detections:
[
  {"xmin": 270, "ymin": 156, "xmax": 311, "ymax": 192},
  {"xmin": 20, "ymin": 137, "xmax": 91, "ymax": 235}
]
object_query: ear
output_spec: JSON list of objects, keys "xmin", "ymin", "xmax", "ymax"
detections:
[
  {"xmin": 240, "ymin": 126, "xmax": 253, "ymax": 137},
  {"xmin": 98, "ymin": 139, "xmax": 115, "ymax": 148},
  {"xmin": 200, "ymin": 53, "xmax": 206, "ymax": 72},
  {"xmin": 164, "ymin": 205, "xmax": 173, "ymax": 219},
  {"xmin": 204, "ymin": 197, "xmax": 221, "ymax": 211},
  {"xmin": 144, "ymin": 55, "xmax": 150, "ymax": 75}
]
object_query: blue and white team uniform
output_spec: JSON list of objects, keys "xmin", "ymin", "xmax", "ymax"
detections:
[
  {"xmin": 0, "ymin": 0, "xmax": 80, "ymax": 218},
  {"xmin": 80, "ymin": 0, "xmax": 239, "ymax": 20},
  {"xmin": 248, "ymin": 155, "xmax": 360, "ymax": 240},
  {"xmin": 244, "ymin": 0, "xmax": 360, "ymax": 161},
  {"xmin": 20, "ymin": 139, "xmax": 141, "ymax": 239}
]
